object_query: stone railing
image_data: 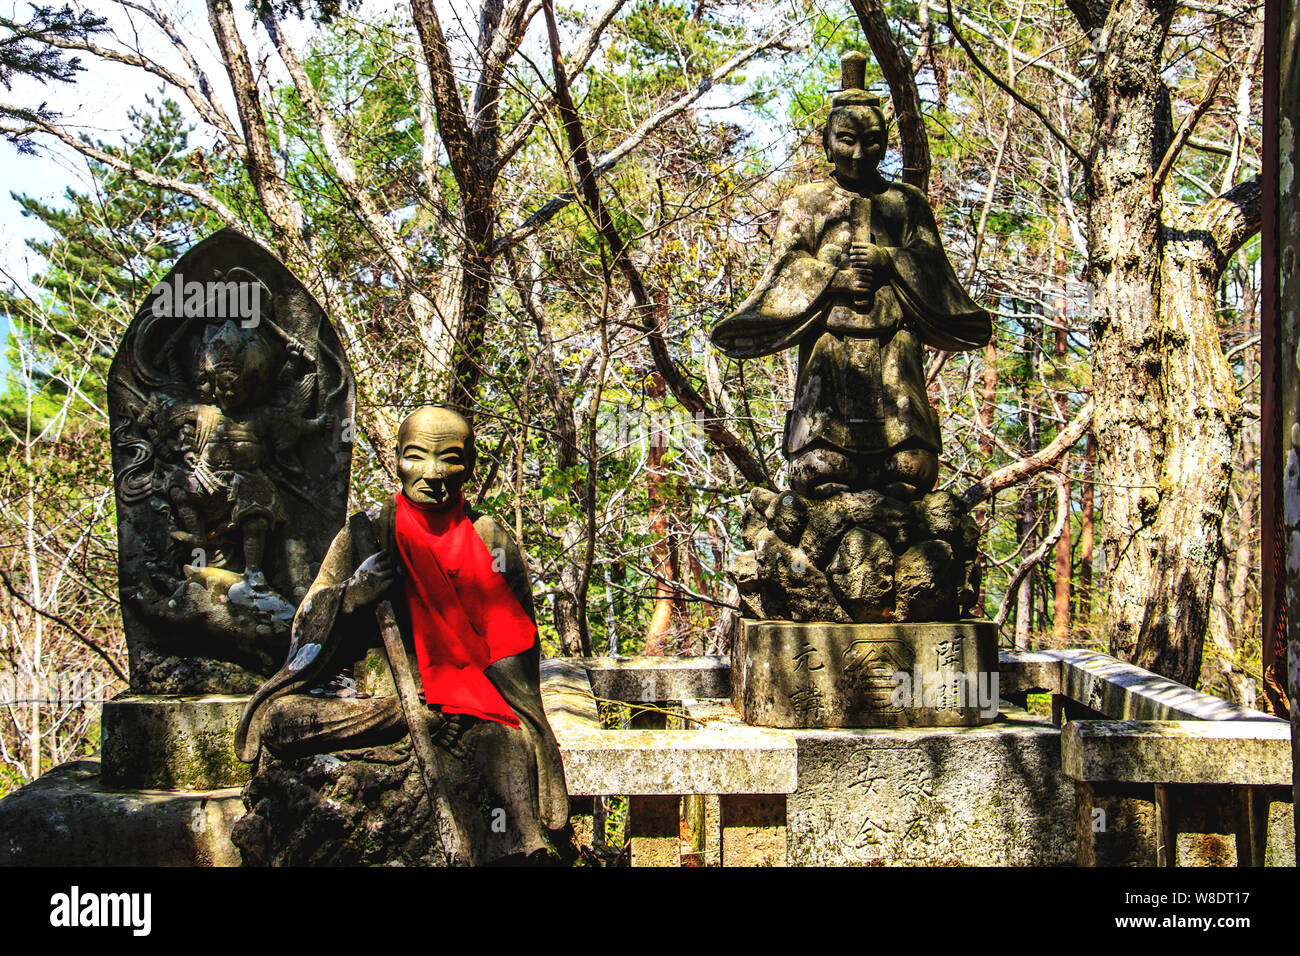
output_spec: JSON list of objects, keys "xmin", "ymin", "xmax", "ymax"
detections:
[
  {"xmin": 541, "ymin": 650, "xmax": 1294, "ymax": 867},
  {"xmin": 1000, "ymin": 648, "xmax": 1292, "ymax": 866},
  {"xmin": 541, "ymin": 659, "xmax": 795, "ymax": 865}
]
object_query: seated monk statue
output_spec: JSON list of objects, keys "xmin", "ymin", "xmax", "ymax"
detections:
[
  {"xmin": 711, "ymin": 51, "xmax": 991, "ymax": 501},
  {"xmin": 236, "ymin": 405, "xmax": 570, "ymax": 865}
]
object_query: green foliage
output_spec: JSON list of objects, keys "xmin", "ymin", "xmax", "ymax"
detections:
[
  {"xmin": 0, "ymin": 98, "xmax": 220, "ymax": 436},
  {"xmin": 0, "ymin": 4, "xmax": 108, "ymax": 152}
]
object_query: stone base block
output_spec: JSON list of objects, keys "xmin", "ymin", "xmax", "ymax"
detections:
[
  {"xmin": 721, "ymin": 794, "xmax": 787, "ymax": 866},
  {"xmin": 101, "ymin": 693, "xmax": 252, "ymax": 789},
  {"xmin": 0, "ymin": 761, "xmax": 243, "ymax": 866},
  {"xmin": 628, "ymin": 795, "xmax": 682, "ymax": 867},
  {"xmin": 734, "ymin": 619, "xmax": 998, "ymax": 728},
  {"xmin": 1077, "ymin": 782, "xmax": 1295, "ymax": 867},
  {"xmin": 787, "ymin": 711, "xmax": 1074, "ymax": 865}
]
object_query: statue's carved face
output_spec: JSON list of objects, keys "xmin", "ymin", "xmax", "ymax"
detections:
[
  {"xmin": 397, "ymin": 407, "xmax": 475, "ymax": 509},
  {"xmin": 825, "ymin": 107, "xmax": 886, "ymax": 184},
  {"xmin": 196, "ymin": 322, "xmax": 274, "ymax": 412}
]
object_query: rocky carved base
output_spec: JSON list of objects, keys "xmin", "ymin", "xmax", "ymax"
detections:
[
  {"xmin": 231, "ymin": 745, "xmax": 451, "ymax": 866},
  {"xmin": 730, "ymin": 487, "xmax": 981, "ymax": 624},
  {"xmin": 231, "ymin": 741, "xmax": 577, "ymax": 866}
]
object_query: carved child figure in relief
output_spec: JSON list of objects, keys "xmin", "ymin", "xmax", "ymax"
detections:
[{"xmin": 172, "ymin": 317, "xmax": 331, "ymax": 601}]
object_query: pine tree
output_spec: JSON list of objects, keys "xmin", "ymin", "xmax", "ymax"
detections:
[
  {"xmin": 0, "ymin": 98, "xmax": 220, "ymax": 436},
  {"xmin": 0, "ymin": 4, "xmax": 107, "ymax": 152}
]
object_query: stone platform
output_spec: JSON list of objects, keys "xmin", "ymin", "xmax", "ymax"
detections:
[
  {"xmin": 102, "ymin": 694, "xmax": 253, "ymax": 789},
  {"xmin": 0, "ymin": 694, "xmax": 251, "ymax": 866},
  {"xmin": 545, "ymin": 654, "xmax": 1295, "ymax": 866},
  {"xmin": 0, "ymin": 761, "xmax": 243, "ymax": 866},
  {"xmin": 544, "ymin": 658, "xmax": 1073, "ymax": 865},
  {"xmin": 732, "ymin": 619, "xmax": 998, "ymax": 727}
]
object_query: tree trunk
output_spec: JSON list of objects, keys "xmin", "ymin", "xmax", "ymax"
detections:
[
  {"xmin": 1270, "ymin": 0, "xmax": 1299, "ymax": 846},
  {"xmin": 1126, "ymin": 198, "xmax": 1250, "ymax": 684},
  {"xmin": 974, "ymin": 339, "xmax": 999, "ymax": 612},
  {"xmin": 1078, "ymin": 432, "xmax": 1095, "ymax": 623},
  {"xmin": 1053, "ymin": 461, "xmax": 1072, "ymax": 647},
  {"xmin": 1074, "ymin": 0, "xmax": 1260, "ymax": 686},
  {"xmin": 1053, "ymin": 274, "xmax": 1072, "ymax": 647},
  {"xmin": 644, "ymin": 373, "xmax": 683, "ymax": 656},
  {"xmin": 205, "ymin": 0, "xmax": 306, "ymax": 258},
  {"xmin": 1015, "ymin": 304, "xmax": 1041, "ymax": 650}
]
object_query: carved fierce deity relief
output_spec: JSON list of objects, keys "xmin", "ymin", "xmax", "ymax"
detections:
[{"xmin": 109, "ymin": 230, "xmax": 354, "ymax": 694}]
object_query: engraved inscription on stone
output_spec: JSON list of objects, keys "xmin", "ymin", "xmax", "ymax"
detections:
[{"xmin": 843, "ymin": 638, "xmax": 912, "ymax": 711}]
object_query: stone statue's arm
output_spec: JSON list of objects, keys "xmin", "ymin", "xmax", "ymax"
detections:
[
  {"xmin": 882, "ymin": 186, "xmax": 992, "ymax": 351},
  {"xmin": 261, "ymin": 405, "xmax": 333, "ymax": 459},
  {"xmin": 712, "ymin": 190, "xmax": 837, "ymax": 358}
]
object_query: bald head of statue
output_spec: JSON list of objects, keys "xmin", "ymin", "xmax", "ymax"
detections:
[{"xmin": 396, "ymin": 405, "xmax": 476, "ymax": 509}]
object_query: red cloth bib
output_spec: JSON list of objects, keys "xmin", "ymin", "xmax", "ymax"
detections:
[{"xmin": 393, "ymin": 493, "xmax": 535, "ymax": 726}]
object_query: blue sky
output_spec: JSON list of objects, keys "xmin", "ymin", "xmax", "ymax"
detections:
[{"xmin": 0, "ymin": 0, "xmax": 260, "ymax": 380}]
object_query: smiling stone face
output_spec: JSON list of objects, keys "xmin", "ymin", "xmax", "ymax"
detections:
[{"xmin": 396, "ymin": 406, "xmax": 475, "ymax": 509}]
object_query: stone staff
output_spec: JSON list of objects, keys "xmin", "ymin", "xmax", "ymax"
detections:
[
  {"xmin": 376, "ymin": 598, "xmax": 469, "ymax": 864},
  {"xmin": 851, "ymin": 194, "xmax": 874, "ymax": 312}
]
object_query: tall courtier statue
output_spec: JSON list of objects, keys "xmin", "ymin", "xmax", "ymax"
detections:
[
  {"xmin": 713, "ymin": 50, "xmax": 990, "ymax": 499},
  {"xmin": 714, "ymin": 51, "xmax": 998, "ymax": 729},
  {"xmin": 233, "ymin": 406, "xmax": 572, "ymax": 865}
]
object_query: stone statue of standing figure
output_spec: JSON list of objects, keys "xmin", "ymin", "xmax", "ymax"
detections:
[
  {"xmin": 715, "ymin": 49, "xmax": 993, "ymax": 654},
  {"xmin": 714, "ymin": 51, "xmax": 991, "ymax": 503}
]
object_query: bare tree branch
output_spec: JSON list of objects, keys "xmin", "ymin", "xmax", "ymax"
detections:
[
  {"xmin": 258, "ymin": 3, "xmax": 435, "ymax": 333},
  {"xmin": 948, "ymin": 7, "xmax": 1088, "ymax": 96},
  {"xmin": 0, "ymin": 112, "xmax": 241, "ymax": 225},
  {"xmin": 409, "ymin": 0, "xmax": 482, "ymax": 198},
  {"xmin": 962, "ymin": 397, "xmax": 1093, "ymax": 506},
  {"xmin": 0, "ymin": 569, "xmax": 128, "ymax": 684},
  {"xmin": 1183, "ymin": 175, "xmax": 1262, "ymax": 276},
  {"xmin": 1151, "ymin": 58, "xmax": 1232, "ymax": 199},
  {"xmin": 946, "ymin": 0, "xmax": 1089, "ymax": 168},
  {"xmin": 540, "ymin": 0, "xmax": 770, "ymax": 487},
  {"xmin": 994, "ymin": 471, "xmax": 1069, "ymax": 628},
  {"xmin": 494, "ymin": 0, "xmax": 629, "ymax": 172},
  {"xmin": 116, "ymin": 0, "xmax": 244, "ymax": 154},
  {"xmin": 205, "ymin": 0, "xmax": 305, "ymax": 248},
  {"xmin": 495, "ymin": 23, "xmax": 796, "ymax": 255}
]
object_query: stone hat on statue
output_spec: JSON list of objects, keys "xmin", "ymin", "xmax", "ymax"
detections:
[{"xmin": 832, "ymin": 50, "xmax": 881, "ymax": 108}]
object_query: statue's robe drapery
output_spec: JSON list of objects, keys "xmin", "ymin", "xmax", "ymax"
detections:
[
  {"xmin": 235, "ymin": 497, "xmax": 569, "ymax": 864},
  {"xmin": 712, "ymin": 177, "xmax": 991, "ymax": 458}
]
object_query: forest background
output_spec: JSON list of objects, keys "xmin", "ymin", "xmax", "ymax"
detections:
[{"xmin": 0, "ymin": 0, "xmax": 1267, "ymax": 797}]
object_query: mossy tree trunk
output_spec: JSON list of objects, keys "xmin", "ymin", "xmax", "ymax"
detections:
[{"xmin": 1072, "ymin": 0, "xmax": 1261, "ymax": 685}]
